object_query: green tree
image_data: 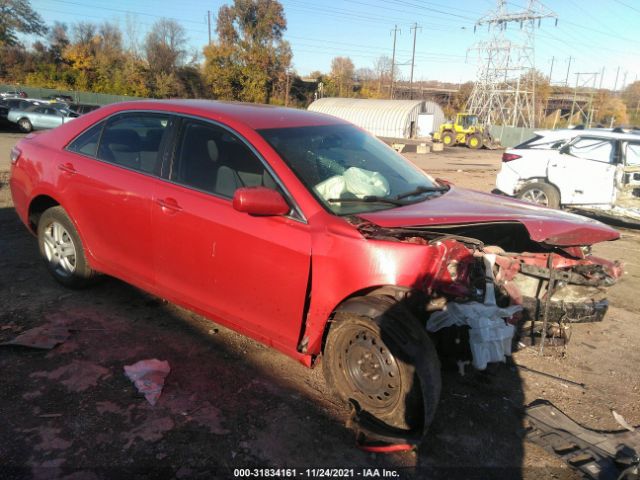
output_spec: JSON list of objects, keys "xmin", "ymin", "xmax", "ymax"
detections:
[
  {"xmin": 0, "ymin": 0, "xmax": 47, "ymax": 46},
  {"xmin": 203, "ymin": 0, "xmax": 292, "ymax": 103}
]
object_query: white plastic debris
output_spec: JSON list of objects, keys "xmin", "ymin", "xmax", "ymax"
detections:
[
  {"xmin": 427, "ymin": 254, "xmax": 522, "ymax": 370},
  {"xmin": 124, "ymin": 359, "xmax": 170, "ymax": 406}
]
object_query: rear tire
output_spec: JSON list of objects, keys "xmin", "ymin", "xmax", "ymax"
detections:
[
  {"xmin": 323, "ymin": 296, "xmax": 441, "ymax": 431},
  {"xmin": 37, "ymin": 206, "xmax": 99, "ymax": 288},
  {"xmin": 441, "ymin": 131, "xmax": 456, "ymax": 146},
  {"xmin": 18, "ymin": 118, "xmax": 32, "ymax": 133},
  {"xmin": 517, "ymin": 181, "xmax": 560, "ymax": 209}
]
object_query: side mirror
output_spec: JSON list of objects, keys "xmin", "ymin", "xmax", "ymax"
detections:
[{"xmin": 232, "ymin": 187, "xmax": 290, "ymax": 216}]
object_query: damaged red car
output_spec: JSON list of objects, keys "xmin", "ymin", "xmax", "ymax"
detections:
[{"xmin": 9, "ymin": 100, "xmax": 622, "ymax": 448}]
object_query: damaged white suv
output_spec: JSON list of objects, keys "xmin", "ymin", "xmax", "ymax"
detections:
[{"xmin": 495, "ymin": 130, "xmax": 640, "ymax": 223}]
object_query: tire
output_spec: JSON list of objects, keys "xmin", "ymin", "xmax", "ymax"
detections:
[
  {"xmin": 467, "ymin": 133, "xmax": 483, "ymax": 149},
  {"xmin": 323, "ymin": 296, "xmax": 441, "ymax": 431},
  {"xmin": 441, "ymin": 131, "xmax": 456, "ymax": 146},
  {"xmin": 18, "ymin": 118, "xmax": 32, "ymax": 133},
  {"xmin": 37, "ymin": 206, "xmax": 98, "ymax": 288},
  {"xmin": 517, "ymin": 181, "xmax": 560, "ymax": 209}
]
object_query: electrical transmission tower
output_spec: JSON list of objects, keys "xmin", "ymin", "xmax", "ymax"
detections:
[{"xmin": 467, "ymin": 0, "xmax": 556, "ymax": 128}]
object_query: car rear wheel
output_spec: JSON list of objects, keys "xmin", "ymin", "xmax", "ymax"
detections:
[
  {"xmin": 323, "ymin": 297, "xmax": 441, "ymax": 431},
  {"xmin": 37, "ymin": 206, "xmax": 98, "ymax": 288},
  {"xmin": 18, "ymin": 118, "xmax": 32, "ymax": 133},
  {"xmin": 517, "ymin": 182, "xmax": 560, "ymax": 209},
  {"xmin": 441, "ymin": 131, "xmax": 456, "ymax": 146}
]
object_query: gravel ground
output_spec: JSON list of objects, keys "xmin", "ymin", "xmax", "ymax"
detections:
[{"xmin": 0, "ymin": 131, "xmax": 638, "ymax": 479}]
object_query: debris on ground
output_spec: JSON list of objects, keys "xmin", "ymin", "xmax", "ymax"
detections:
[
  {"xmin": 124, "ymin": 359, "xmax": 170, "ymax": 406},
  {"xmin": 526, "ymin": 399, "xmax": 640, "ymax": 480},
  {"xmin": 0, "ymin": 325, "xmax": 71, "ymax": 349}
]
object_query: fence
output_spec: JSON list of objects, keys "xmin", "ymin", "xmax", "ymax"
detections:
[
  {"xmin": 489, "ymin": 125, "xmax": 537, "ymax": 148},
  {"xmin": 0, "ymin": 84, "xmax": 145, "ymax": 106}
]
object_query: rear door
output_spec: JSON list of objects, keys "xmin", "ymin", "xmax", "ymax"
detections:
[
  {"xmin": 60, "ymin": 112, "xmax": 174, "ymax": 288},
  {"xmin": 547, "ymin": 136, "xmax": 617, "ymax": 205},
  {"xmin": 152, "ymin": 118, "xmax": 312, "ymax": 350}
]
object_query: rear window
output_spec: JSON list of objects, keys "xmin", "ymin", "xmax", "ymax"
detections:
[{"xmin": 514, "ymin": 134, "xmax": 568, "ymax": 150}]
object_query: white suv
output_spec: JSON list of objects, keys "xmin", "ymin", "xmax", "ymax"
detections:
[{"xmin": 495, "ymin": 129, "xmax": 640, "ymax": 222}]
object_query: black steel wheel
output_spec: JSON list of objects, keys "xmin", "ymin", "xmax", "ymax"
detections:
[{"xmin": 323, "ymin": 296, "xmax": 441, "ymax": 431}]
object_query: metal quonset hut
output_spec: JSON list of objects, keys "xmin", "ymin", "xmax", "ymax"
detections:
[{"xmin": 307, "ymin": 98, "xmax": 445, "ymax": 139}]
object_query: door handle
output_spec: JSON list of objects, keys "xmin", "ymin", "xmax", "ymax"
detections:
[
  {"xmin": 58, "ymin": 163, "xmax": 76, "ymax": 174},
  {"xmin": 156, "ymin": 198, "xmax": 183, "ymax": 213}
]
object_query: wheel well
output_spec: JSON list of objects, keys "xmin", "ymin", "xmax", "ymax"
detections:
[
  {"xmin": 517, "ymin": 178, "xmax": 562, "ymax": 203},
  {"xmin": 28, "ymin": 195, "xmax": 60, "ymax": 233},
  {"xmin": 319, "ymin": 286, "xmax": 423, "ymax": 355}
]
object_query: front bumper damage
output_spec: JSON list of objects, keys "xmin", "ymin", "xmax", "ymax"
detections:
[{"xmin": 357, "ymin": 221, "xmax": 622, "ymax": 346}]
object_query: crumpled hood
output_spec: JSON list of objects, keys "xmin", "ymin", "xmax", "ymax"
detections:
[{"xmin": 358, "ymin": 187, "xmax": 620, "ymax": 247}]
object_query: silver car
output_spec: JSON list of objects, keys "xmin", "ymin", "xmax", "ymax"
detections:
[{"xmin": 8, "ymin": 105, "xmax": 79, "ymax": 132}]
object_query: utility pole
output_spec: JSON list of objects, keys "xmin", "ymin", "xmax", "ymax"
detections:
[
  {"xmin": 599, "ymin": 66, "xmax": 605, "ymax": 89},
  {"xmin": 622, "ymin": 71, "xmax": 628, "ymax": 92},
  {"xmin": 284, "ymin": 70, "xmax": 290, "ymax": 107},
  {"xmin": 613, "ymin": 66, "xmax": 620, "ymax": 92},
  {"xmin": 207, "ymin": 10, "xmax": 212, "ymax": 45},
  {"xmin": 564, "ymin": 56, "xmax": 572, "ymax": 87},
  {"xmin": 409, "ymin": 23, "xmax": 420, "ymax": 100},
  {"xmin": 390, "ymin": 25, "xmax": 400, "ymax": 100},
  {"xmin": 548, "ymin": 55, "xmax": 554, "ymax": 82}
]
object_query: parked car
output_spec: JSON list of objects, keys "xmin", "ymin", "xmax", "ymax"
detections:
[
  {"xmin": 7, "ymin": 105, "xmax": 79, "ymax": 132},
  {"xmin": 495, "ymin": 130, "xmax": 640, "ymax": 223},
  {"xmin": 71, "ymin": 103, "xmax": 101, "ymax": 115},
  {"xmin": 9, "ymin": 100, "xmax": 622, "ymax": 447},
  {"xmin": 42, "ymin": 94, "xmax": 75, "ymax": 104},
  {"xmin": 1, "ymin": 97, "xmax": 49, "ymax": 111},
  {"xmin": 0, "ymin": 90, "xmax": 27, "ymax": 99}
]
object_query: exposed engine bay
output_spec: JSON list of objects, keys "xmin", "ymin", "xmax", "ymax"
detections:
[{"xmin": 355, "ymin": 219, "xmax": 623, "ymax": 366}]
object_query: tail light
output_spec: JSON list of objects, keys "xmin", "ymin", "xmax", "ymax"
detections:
[
  {"xmin": 501, "ymin": 152, "xmax": 522, "ymax": 162},
  {"xmin": 10, "ymin": 146, "xmax": 21, "ymax": 165}
]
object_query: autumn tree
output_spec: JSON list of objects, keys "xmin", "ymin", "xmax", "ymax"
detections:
[
  {"xmin": 329, "ymin": 56, "xmax": 355, "ymax": 97},
  {"xmin": 0, "ymin": 0, "xmax": 47, "ymax": 46},
  {"xmin": 203, "ymin": 0, "xmax": 292, "ymax": 103},
  {"xmin": 623, "ymin": 81, "xmax": 640, "ymax": 124}
]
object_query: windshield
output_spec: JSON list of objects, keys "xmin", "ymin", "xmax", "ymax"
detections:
[{"xmin": 258, "ymin": 124, "xmax": 443, "ymax": 215}]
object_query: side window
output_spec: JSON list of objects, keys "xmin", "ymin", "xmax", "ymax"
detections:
[
  {"xmin": 67, "ymin": 122, "xmax": 104, "ymax": 157},
  {"xmin": 97, "ymin": 114, "xmax": 171, "ymax": 174},
  {"xmin": 625, "ymin": 143, "xmax": 640, "ymax": 167},
  {"xmin": 568, "ymin": 138, "xmax": 614, "ymax": 163},
  {"xmin": 172, "ymin": 120, "xmax": 276, "ymax": 198}
]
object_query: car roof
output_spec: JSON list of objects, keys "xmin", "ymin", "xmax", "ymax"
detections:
[
  {"xmin": 533, "ymin": 128, "xmax": 640, "ymax": 142},
  {"xmin": 104, "ymin": 99, "xmax": 348, "ymax": 130}
]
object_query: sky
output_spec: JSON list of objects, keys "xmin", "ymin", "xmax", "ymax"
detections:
[{"xmin": 28, "ymin": 0, "xmax": 640, "ymax": 90}]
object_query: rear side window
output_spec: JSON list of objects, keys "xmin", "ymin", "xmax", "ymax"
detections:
[
  {"xmin": 97, "ymin": 114, "xmax": 172, "ymax": 174},
  {"xmin": 514, "ymin": 134, "xmax": 568, "ymax": 150},
  {"xmin": 625, "ymin": 143, "xmax": 640, "ymax": 167},
  {"xmin": 568, "ymin": 138, "xmax": 614, "ymax": 164},
  {"xmin": 67, "ymin": 122, "xmax": 104, "ymax": 157}
]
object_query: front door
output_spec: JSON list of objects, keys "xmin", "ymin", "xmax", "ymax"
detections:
[{"xmin": 152, "ymin": 118, "xmax": 312, "ymax": 350}]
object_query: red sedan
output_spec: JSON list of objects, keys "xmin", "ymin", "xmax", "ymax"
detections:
[{"xmin": 9, "ymin": 100, "xmax": 621, "ymax": 448}]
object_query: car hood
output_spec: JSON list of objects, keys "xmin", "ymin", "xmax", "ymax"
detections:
[{"xmin": 358, "ymin": 186, "xmax": 620, "ymax": 247}]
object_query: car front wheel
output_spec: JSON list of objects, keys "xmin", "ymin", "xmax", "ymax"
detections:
[
  {"xmin": 18, "ymin": 118, "xmax": 32, "ymax": 133},
  {"xmin": 517, "ymin": 181, "xmax": 560, "ymax": 209},
  {"xmin": 323, "ymin": 297, "xmax": 441, "ymax": 432},
  {"xmin": 37, "ymin": 206, "xmax": 98, "ymax": 288}
]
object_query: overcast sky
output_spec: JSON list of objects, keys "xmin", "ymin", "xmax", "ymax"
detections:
[{"xmin": 30, "ymin": 0, "xmax": 640, "ymax": 90}]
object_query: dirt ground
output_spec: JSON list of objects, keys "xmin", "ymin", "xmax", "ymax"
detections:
[{"xmin": 1, "ymin": 132, "xmax": 638, "ymax": 480}]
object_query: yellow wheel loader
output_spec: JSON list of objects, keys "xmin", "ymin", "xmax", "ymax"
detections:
[{"xmin": 432, "ymin": 113, "xmax": 496, "ymax": 149}]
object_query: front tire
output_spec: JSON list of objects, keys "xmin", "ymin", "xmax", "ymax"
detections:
[
  {"xmin": 441, "ymin": 131, "xmax": 456, "ymax": 146},
  {"xmin": 467, "ymin": 133, "xmax": 483, "ymax": 149},
  {"xmin": 18, "ymin": 118, "xmax": 32, "ymax": 133},
  {"xmin": 323, "ymin": 297, "xmax": 441, "ymax": 431},
  {"xmin": 37, "ymin": 206, "xmax": 98, "ymax": 288},
  {"xmin": 517, "ymin": 181, "xmax": 560, "ymax": 208}
]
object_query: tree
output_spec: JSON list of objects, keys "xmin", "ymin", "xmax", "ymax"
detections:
[
  {"xmin": 596, "ymin": 95, "xmax": 628, "ymax": 126},
  {"xmin": 203, "ymin": 0, "xmax": 292, "ymax": 103},
  {"xmin": 330, "ymin": 57, "xmax": 354, "ymax": 97},
  {"xmin": 144, "ymin": 19, "xmax": 187, "ymax": 74},
  {"xmin": 0, "ymin": 0, "xmax": 47, "ymax": 46}
]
